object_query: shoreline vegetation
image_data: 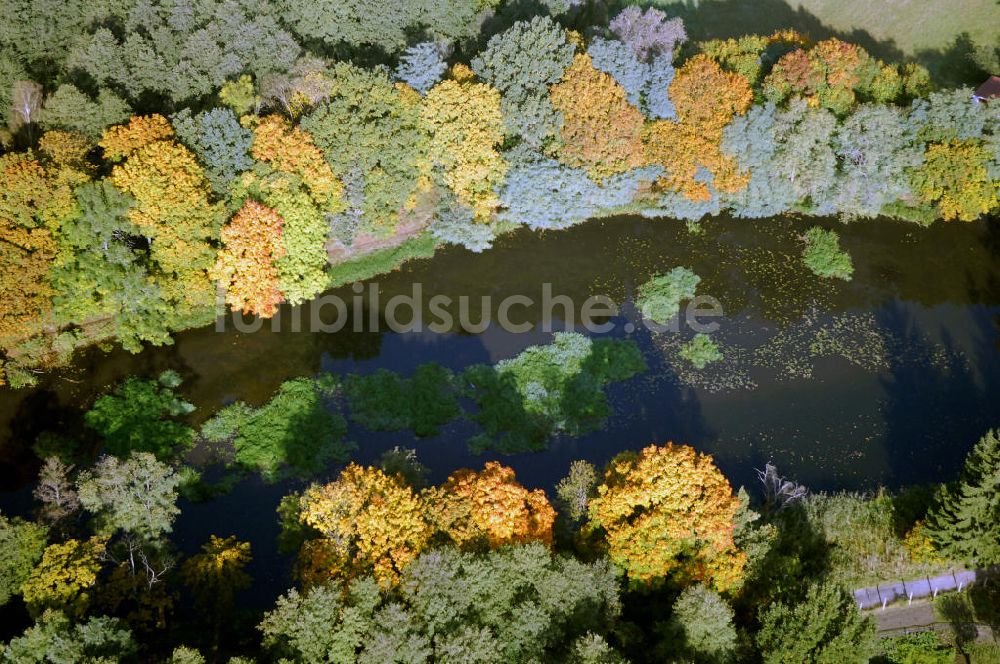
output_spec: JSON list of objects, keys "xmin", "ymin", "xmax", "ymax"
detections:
[
  {"xmin": 2, "ymin": 1, "xmax": 1000, "ymax": 660},
  {"xmin": 0, "ymin": 2, "xmax": 997, "ymax": 387}
]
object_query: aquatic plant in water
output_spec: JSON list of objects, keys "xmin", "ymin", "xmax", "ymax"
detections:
[
  {"xmin": 636, "ymin": 267, "xmax": 700, "ymax": 326},
  {"xmin": 802, "ymin": 227, "xmax": 854, "ymax": 280},
  {"xmin": 679, "ymin": 334, "xmax": 722, "ymax": 369},
  {"xmin": 345, "ymin": 363, "xmax": 460, "ymax": 437},
  {"xmin": 200, "ymin": 375, "xmax": 353, "ymax": 482}
]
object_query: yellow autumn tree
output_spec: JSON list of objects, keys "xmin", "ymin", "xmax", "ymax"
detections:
[
  {"xmin": 20, "ymin": 537, "xmax": 107, "ymax": 617},
  {"xmin": 422, "ymin": 77, "xmax": 507, "ymax": 221},
  {"xmin": 213, "ymin": 200, "xmax": 285, "ymax": 318},
  {"xmin": 426, "ymin": 461, "xmax": 556, "ymax": 550},
  {"xmin": 103, "ymin": 115, "xmax": 222, "ymax": 314},
  {"xmin": 643, "ymin": 55, "xmax": 753, "ymax": 202},
  {"xmin": 180, "ymin": 535, "xmax": 252, "ymax": 616},
  {"xmin": 298, "ymin": 464, "xmax": 432, "ymax": 587},
  {"xmin": 0, "ymin": 151, "xmax": 84, "ymax": 343},
  {"xmin": 913, "ymin": 139, "xmax": 999, "ymax": 222},
  {"xmin": 586, "ymin": 443, "xmax": 746, "ymax": 591},
  {"xmin": 550, "ymin": 52, "xmax": 644, "ymax": 181}
]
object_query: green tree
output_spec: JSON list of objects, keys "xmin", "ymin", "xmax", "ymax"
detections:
[
  {"xmin": 0, "ymin": 514, "xmax": 48, "ymax": 606},
  {"xmin": 471, "ymin": 16, "xmax": 575, "ymax": 147},
  {"xmin": 77, "ymin": 453, "xmax": 181, "ymax": 540},
  {"xmin": 756, "ymin": 582, "xmax": 875, "ymax": 664},
  {"xmin": 68, "ymin": 0, "xmax": 300, "ymax": 105},
  {"xmin": 39, "ymin": 85, "xmax": 130, "ymax": 140},
  {"xmin": 260, "ymin": 543, "xmax": 623, "ymax": 663},
  {"xmin": 301, "ymin": 62, "xmax": 427, "ymax": 233},
  {"xmin": 0, "ymin": 609, "xmax": 135, "ymax": 663},
  {"xmin": 200, "ymin": 375, "xmax": 352, "ymax": 481},
  {"xmin": 84, "ymin": 370, "xmax": 195, "ymax": 459},
  {"xmin": 661, "ymin": 585, "xmax": 738, "ymax": 663},
  {"xmin": 925, "ymin": 430, "xmax": 1000, "ymax": 565}
]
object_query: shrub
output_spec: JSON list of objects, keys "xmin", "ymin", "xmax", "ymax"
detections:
[
  {"xmin": 802, "ymin": 227, "xmax": 854, "ymax": 280},
  {"xmin": 636, "ymin": 267, "xmax": 700, "ymax": 325},
  {"xmin": 679, "ymin": 334, "xmax": 722, "ymax": 369},
  {"xmin": 344, "ymin": 364, "xmax": 460, "ymax": 437}
]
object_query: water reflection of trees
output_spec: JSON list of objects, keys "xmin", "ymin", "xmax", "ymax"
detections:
[{"xmin": 877, "ymin": 302, "xmax": 1000, "ymax": 485}]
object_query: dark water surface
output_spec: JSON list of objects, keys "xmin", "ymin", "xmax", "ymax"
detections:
[{"xmin": 2, "ymin": 213, "xmax": 999, "ymax": 608}]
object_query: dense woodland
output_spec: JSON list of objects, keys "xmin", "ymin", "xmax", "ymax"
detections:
[
  {"xmin": 2, "ymin": 0, "xmax": 1000, "ymax": 661},
  {"xmin": 5, "ymin": 351, "xmax": 1000, "ymax": 662},
  {"xmin": 0, "ymin": 0, "xmax": 997, "ymax": 386}
]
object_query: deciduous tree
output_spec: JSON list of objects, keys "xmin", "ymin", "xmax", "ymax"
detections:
[
  {"xmin": 20, "ymin": 537, "xmax": 107, "ymax": 617},
  {"xmin": 77, "ymin": 453, "xmax": 182, "ymax": 540},
  {"xmin": 550, "ymin": 53, "xmax": 644, "ymax": 180},
  {"xmin": 423, "ymin": 77, "xmax": 507, "ymax": 220},
  {"xmin": 298, "ymin": 465, "xmax": 432, "ymax": 587},
  {"xmin": 213, "ymin": 200, "xmax": 285, "ymax": 318},
  {"xmin": 586, "ymin": 443, "xmax": 746, "ymax": 591},
  {"xmin": 0, "ymin": 514, "xmax": 48, "ymax": 606},
  {"xmin": 642, "ymin": 55, "xmax": 752, "ymax": 201},
  {"xmin": 427, "ymin": 461, "xmax": 556, "ymax": 549},
  {"xmin": 912, "ymin": 139, "xmax": 998, "ymax": 221}
]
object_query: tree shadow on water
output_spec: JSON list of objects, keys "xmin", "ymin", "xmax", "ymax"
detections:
[{"xmin": 876, "ymin": 301, "xmax": 1000, "ymax": 488}]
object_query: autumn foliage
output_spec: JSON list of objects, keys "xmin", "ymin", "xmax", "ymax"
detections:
[
  {"xmin": 587, "ymin": 443, "xmax": 746, "ymax": 591},
  {"xmin": 295, "ymin": 460, "xmax": 555, "ymax": 587},
  {"xmin": 427, "ymin": 461, "xmax": 555, "ymax": 549},
  {"xmin": 213, "ymin": 200, "xmax": 285, "ymax": 318},
  {"xmin": 914, "ymin": 139, "xmax": 1000, "ymax": 222},
  {"xmin": 550, "ymin": 53, "xmax": 645, "ymax": 180},
  {"xmin": 643, "ymin": 55, "xmax": 752, "ymax": 201},
  {"xmin": 104, "ymin": 116, "xmax": 221, "ymax": 311},
  {"xmin": 0, "ymin": 152, "xmax": 82, "ymax": 341},
  {"xmin": 422, "ymin": 77, "xmax": 507, "ymax": 220},
  {"xmin": 251, "ymin": 115, "xmax": 343, "ymax": 212},
  {"xmin": 298, "ymin": 464, "xmax": 432, "ymax": 588}
]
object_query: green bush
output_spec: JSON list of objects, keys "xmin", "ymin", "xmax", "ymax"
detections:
[
  {"xmin": 461, "ymin": 333, "xmax": 647, "ymax": 453},
  {"xmin": 344, "ymin": 363, "xmax": 460, "ymax": 437},
  {"xmin": 203, "ymin": 375, "xmax": 353, "ymax": 482},
  {"xmin": 636, "ymin": 267, "xmax": 700, "ymax": 326},
  {"xmin": 802, "ymin": 227, "xmax": 854, "ymax": 280},
  {"xmin": 679, "ymin": 334, "xmax": 722, "ymax": 369},
  {"xmin": 875, "ymin": 631, "xmax": 955, "ymax": 664}
]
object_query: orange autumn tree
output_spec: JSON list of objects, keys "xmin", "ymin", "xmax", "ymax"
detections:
[
  {"xmin": 243, "ymin": 116, "xmax": 343, "ymax": 305},
  {"xmin": 586, "ymin": 443, "xmax": 746, "ymax": 591},
  {"xmin": 101, "ymin": 115, "xmax": 222, "ymax": 315},
  {"xmin": 0, "ymin": 151, "xmax": 84, "ymax": 343},
  {"xmin": 297, "ymin": 464, "xmax": 432, "ymax": 588},
  {"xmin": 643, "ymin": 55, "xmax": 752, "ymax": 201},
  {"xmin": 550, "ymin": 52, "xmax": 644, "ymax": 180},
  {"xmin": 427, "ymin": 461, "xmax": 556, "ymax": 549},
  {"xmin": 213, "ymin": 200, "xmax": 285, "ymax": 318},
  {"xmin": 250, "ymin": 115, "xmax": 343, "ymax": 212}
]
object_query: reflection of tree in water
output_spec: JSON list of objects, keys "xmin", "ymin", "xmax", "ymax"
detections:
[
  {"xmin": 878, "ymin": 302, "xmax": 1000, "ymax": 484},
  {"xmin": 653, "ymin": 304, "xmax": 966, "ymax": 393}
]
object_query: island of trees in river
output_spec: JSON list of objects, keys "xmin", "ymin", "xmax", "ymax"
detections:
[{"xmin": 2, "ymin": 0, "xmax": 1000, "ymax": 660}]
